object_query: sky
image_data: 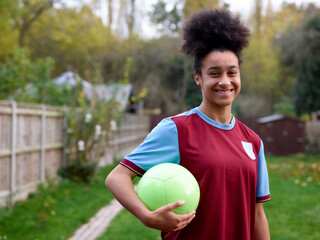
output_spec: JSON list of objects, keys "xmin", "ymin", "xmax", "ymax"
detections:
[{"xmin": 60, "ymin": 0, "xmax": 320, "ymax": 38}]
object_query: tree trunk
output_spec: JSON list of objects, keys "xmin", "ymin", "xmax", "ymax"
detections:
[
  {"xmin": 254, "ymin": 0, "xmax": 263, "ymax": 38},
  {"xmin": 127, "ymin": 0, "xmax": 135, "ymax": 38},
  {"xmin": 108, "ymin": 0, "xmax": 113, "ymax": 26}
]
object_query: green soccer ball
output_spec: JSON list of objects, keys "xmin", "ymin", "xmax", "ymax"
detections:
[{"xmin": 137, "ymin": 163, "xmax": 200, "ymax": 214}]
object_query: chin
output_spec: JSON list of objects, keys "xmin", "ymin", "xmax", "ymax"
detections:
[
  {"xmin": 212, "ymin": 102, "xmax": 233, "ymax": 108},
  {"xmin": 216, "ymin": 99, "xmax": 234, "ymax": 106}
]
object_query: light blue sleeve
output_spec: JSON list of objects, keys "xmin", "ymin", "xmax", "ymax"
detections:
[
  {"xmin": 124, "ymin": 118, "xmax": 180, "ymax": 171},
  {"xmin": 256, "ymin": 140, "xmax": 270, "ymax": 198}
]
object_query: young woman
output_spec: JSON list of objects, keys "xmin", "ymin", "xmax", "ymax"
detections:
[{"xmin": 106, "ymin": 8, "xmax": 271, "ymax": 240}]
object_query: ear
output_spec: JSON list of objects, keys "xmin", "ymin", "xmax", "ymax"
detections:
[{"xmin": 194, "ymin": 72, "xmax": 201, "ymax": 86}]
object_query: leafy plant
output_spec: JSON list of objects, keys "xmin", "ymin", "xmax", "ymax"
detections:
[
  {"xmin": 62, "ymin": 78, "xmax": 120, "ymax": 181},
  {"xmin": 0, "ymin": 47, "xmax": 34, "ymax": 99},
  {"xmin": 0, "ymin": 46, "xmax": 57, "ymax": 104},
  {"xmin": 274, "ymin": 96, "xmax": 296, "ymax": 117},
  {"xmin": 61, "ymin": 58, "xmax": 135, "ymax": 181}
]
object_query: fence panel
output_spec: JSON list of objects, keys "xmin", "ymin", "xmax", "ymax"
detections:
[
  {"xmin": 306, "ymin": 121, "xmax": 320, "ymax": 153},
  {"xmin": 0, "ymin": 100, "xmax": 150, "ymax": 206},
  {"xmin": 0, "ymin": 156, "xmax": 10, "ymax": 192}
]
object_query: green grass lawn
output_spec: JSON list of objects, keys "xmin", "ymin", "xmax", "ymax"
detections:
[
  {"xmin": 265, "ymin": 155, "xmax": 320, "ymax": 240},
  {"xmin": 98, "ymin": 154, "xmax": 320, "ymax": 240},
  {"xmin": 0, "ymin": 163, "xmax": 118, "ymax": 240}
]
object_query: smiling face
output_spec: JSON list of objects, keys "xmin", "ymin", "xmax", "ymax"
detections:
[{"xmin": 194, "ymin": 50, "xmax": 241, "ymax": 114}]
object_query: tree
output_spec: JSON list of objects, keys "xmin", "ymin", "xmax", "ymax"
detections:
[
  {"xmin": 274, "ymin": 96, "xmax": 296, "ymax": 117},
  {"xmin": 0, "ymin": 0, "xmax": 19, "ymax": 60},
  {"xmin": 183, "ymin": 0, "xmax": 220, "ymax": 18},
  {"xmin": 114, "ymin": 0, "xmax": 137, "ymax": 38},
  {"xmin": 149, "ymin": 0, "xmax": 182, "ymax": 35},
  {"xmin": 108, "ymin": 0, "xmax": 113, "ymax": 26},
  {"xmin": 239, "ymin": 1, "xmax": 308, "ymax": 116},
  {"xmin": 287, "ymin": 13, "xmax": 320, "ymax": 115},
  {"xmin": 277, "ymin": 5, "xmax": 320, "ymax": 116},
  {"xmin": 149, "ymin": 0, "xmax": 223, "ymax": 113},
  {"xmin": 150, "ymin": 0, "xmax": 220, "ymax": 34},
  {"xmin": 0, "ymin": 47, "xmax": 55, "ymax": 102},
  {"xmin": 253, "ymin": 0, "xmax": 263, "ymax": 37},
  {"xmin": 14, "ymin": 0, "xmax": 56, "ymax": 47},
  {"xmin": 126, "ymin": 0, "xmax": 136, "ymax": 38},
  {"xmin": 0, "ymin": 47, "xmax": 33, "ymax": 99},
  {"xmin": 26, "ymin": 5, "xmax": 114, "ymax": 79},
  {"xmin": 100, "ymin": 35, "xmax": 189, "ymax": 114}
]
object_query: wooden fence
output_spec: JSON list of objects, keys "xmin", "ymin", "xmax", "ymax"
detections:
[
  {"xmin": 0, "ymin": 101, "xmax": 150, "ymax": 206},
  {"xmin": 305, "ymin": 111, "xmax": 320, "ymax": 153}
]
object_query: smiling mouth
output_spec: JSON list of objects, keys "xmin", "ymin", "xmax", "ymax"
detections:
[{"xmin": 215, "ymin": 89, "xmax": 233, "ymax": 95}]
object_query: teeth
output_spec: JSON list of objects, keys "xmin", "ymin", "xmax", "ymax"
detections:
[{"xmin": 216, "ymin": 90, "xmax": 231, "ymax": 94}]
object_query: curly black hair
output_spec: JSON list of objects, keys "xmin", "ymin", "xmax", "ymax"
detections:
[{"xmin": 181, "ymin": 9, "xmax": 250, "ymax": 75}]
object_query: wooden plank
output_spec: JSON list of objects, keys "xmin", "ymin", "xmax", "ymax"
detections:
[
  {"xmin": 62, "ymin": 115, "xmax": 68, "ymax": 168},
  {"xmin": 0, "ymin": 107, "xmax": 62, "ymax": 117},
  {"xmin": 40, "ymin": 105, "xmax": 46, "ymax": 182},
  {"xmin": 0, "ymin": 143, "xmax": 64, "ymax": 157},
  {"xmin": 46, "ymin": 149, "xmax": 63, "ymax": 178},
  {"xmin": 10, "ymin": 101, "xmax": 17, "ymax": 198},
  {"xmin": 0, "ymin": 189, "xmax": 10, "ymax": 199},
  {"xmin": 0, "ymin": 157, "xmax": 10, "ymax": 191},
  {"xmin": 31, "ymin": 151, "xmax": 40, "ymax": 182}
]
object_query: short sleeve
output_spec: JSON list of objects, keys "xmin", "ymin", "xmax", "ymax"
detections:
[
  {"xmin": 120, "ymin": 118, "xmax": 180, "ymax": 176},
  {"xmin": 256, "ymin": 140, "xmax": 271, "ymax": 202}
]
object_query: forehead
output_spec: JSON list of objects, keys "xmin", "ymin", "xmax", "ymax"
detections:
[{"xmin": 202, "ymin": 50, "xmax": 239, "ymax": 69}]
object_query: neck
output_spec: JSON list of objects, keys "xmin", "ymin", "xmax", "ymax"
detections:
[{"xmin": 199, "ymin": 102, "xmax": 232, "ymax": 124}]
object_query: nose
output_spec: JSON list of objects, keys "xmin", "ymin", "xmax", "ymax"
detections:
[{"xmin": 218, "ymin": 74, "xmax": 230, "ymax": 87}]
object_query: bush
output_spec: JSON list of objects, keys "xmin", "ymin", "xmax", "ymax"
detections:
[
  {"xmin": 0, "ymin": 47, "xmax": 54, "ymax": 102},
  {"xmin": 58, "ymin": 162, "xmax": 96, "ymax": 182}
]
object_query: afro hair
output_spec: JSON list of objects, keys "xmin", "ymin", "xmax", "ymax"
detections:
[{"xmin": 181, "ymin": 9, "xmax": 250, "ymax": 74}]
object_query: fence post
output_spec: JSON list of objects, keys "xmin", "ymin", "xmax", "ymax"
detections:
[
  {"xmin": 62, "ymin": 110, "xmax": 68, "ymax": 168},
  {"xmin": 40, "ymin": 104, "xmax": 46, "ymax": 182},
  {"xmin": 9, "ymin": 100, "xmax": 17, "ymax": 204}
]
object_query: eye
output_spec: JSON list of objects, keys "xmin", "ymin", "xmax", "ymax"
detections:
[
  {"xmin": 228, "ymin": 71, "xmax": 237, "ymax": 76},
  {"xmin": 208, "ymin": 72, "xmax": 220, "ymax": 77}
]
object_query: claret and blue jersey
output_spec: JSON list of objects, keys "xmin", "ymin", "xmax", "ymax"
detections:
[{"xmin": 120, "ymin": 107, "xmax": 270, "ymax": 240}]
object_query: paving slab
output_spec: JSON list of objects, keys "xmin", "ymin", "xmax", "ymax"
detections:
[{"xmin": 68, "ymin": 199, "xmax": 123, "ymax": 240}]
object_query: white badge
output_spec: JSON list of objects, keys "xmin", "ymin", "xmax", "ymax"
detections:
[{"xmin": 241, "ymin": 141, "xmax": 256, "ymax": 160}]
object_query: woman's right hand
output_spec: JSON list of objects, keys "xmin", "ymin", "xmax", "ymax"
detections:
[
  {"xmin": 106, "ymin": 165, "xmax": 196, "ymax": 232},
  {"xmin": 142, "ymin": 201, "xmax": 196, "ymax": 232}
]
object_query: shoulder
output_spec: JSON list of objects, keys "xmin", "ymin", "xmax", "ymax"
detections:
[
  {"xmin": 148, "ymin": 117, "xmax": 178, "ymax": 139},
  {"xmin": 235, "ymin": 118, "xmax": 262, "ymax": 149},
  {"xmin": 148, "ymin": 109, "xmax": 199, "ymax": 139},
  {"xmin": 236, "ymin": 118, "xmax": 260, "ymax": 139},
  {"xmin": 170, "ymin": 108, "xmax": 201, "ymax": 125}
]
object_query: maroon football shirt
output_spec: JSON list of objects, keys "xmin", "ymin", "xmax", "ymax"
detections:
[{"xmin": 121, "ymin": 108, "xmax": 271, "ymax": 239}]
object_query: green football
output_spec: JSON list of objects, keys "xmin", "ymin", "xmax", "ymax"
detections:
[{"xmin": 137, "ymin": 163, "xmax": 200, "ymax": 214}]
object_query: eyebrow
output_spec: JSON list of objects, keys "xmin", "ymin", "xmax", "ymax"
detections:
[{"xmin": 207, "ymin": 65, "xmax": 239, "ymax": 71}]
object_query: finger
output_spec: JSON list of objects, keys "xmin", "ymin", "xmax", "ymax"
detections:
[
  {"xmin": 173, "ymin": 216, "xmax": 196, "ymax": 231},
  {"xmin": 179, "ymin": 211, "xmax": 196, "ymax": 221},
  {"xmin": 170, "ymin": 211, "xmax": 196, "ymax": 231},
  {"xmin": 165, "ymin": 201, "xmax": 185, "ymax": 211}
]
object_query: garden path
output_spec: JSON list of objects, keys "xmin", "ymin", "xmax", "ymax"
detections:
[{"xmin": 68, "ymin": 199, "xmax": 123, "ymax": 240}]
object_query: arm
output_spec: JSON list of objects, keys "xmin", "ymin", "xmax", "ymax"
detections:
[
  {"xmin": 105, "ymin": 164, "xmax": 196, "ymax": 232},
  {"xmin": 255, "ymin": 203, "xmax": 270, "ymax": 240}
]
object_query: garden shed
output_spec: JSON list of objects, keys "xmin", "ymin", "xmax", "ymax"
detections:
[{"xmin": 257, "ymin": 114, "xmax": 305, "ymax": 156}]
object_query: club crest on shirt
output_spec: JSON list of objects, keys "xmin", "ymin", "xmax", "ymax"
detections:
[{"xmin": 241, "ymin": 141, "xmax": 256, "ymax": 160}]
